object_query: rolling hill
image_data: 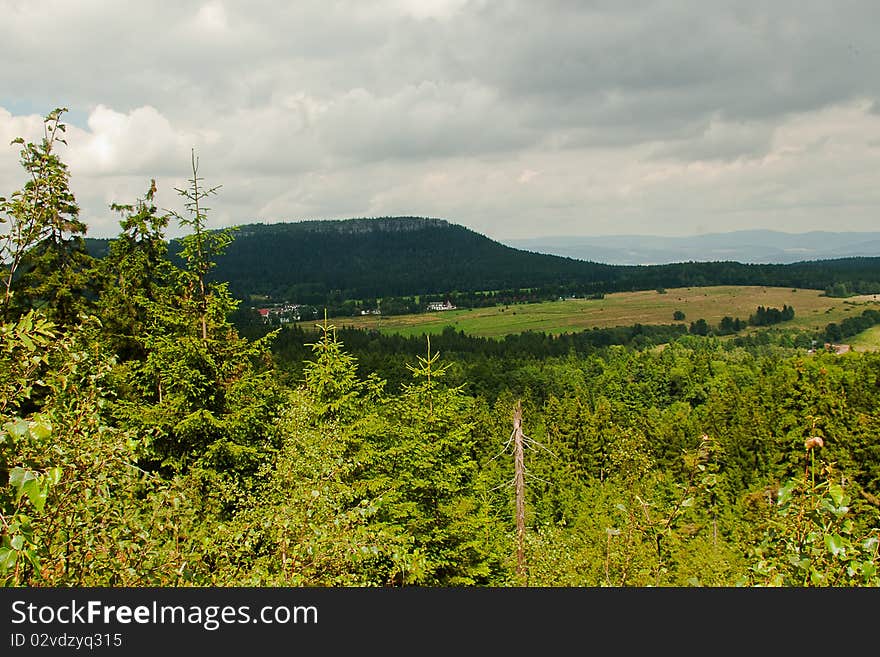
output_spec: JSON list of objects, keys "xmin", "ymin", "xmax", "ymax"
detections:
[{"xmin": 84, "ymin": 217, "xmax": 880, "ymax": 304}]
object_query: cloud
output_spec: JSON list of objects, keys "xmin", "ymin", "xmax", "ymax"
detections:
[
  {"xmin": 67, "ymin": 105, "xmax": 195, "ymax": 176},
  {"xmin": 651, "ymin": 116, "xmax": 776, "ymax": 162},
  {"xmin": 1, "ymin": 1, "xmax": 879, "ymax": 239},
  {"xmin": 316, "ymin": 81, "xmax": 533, "ymax": 161}
]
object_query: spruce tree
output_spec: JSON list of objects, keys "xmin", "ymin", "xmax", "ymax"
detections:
[{"xmin": 0, "ymin": 108, "xmax": 94, "ymax": 324}]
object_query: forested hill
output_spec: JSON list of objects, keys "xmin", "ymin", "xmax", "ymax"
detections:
[
  {"xmin": 203, "ymin": 216, "xmax": 617, "ymax": 301},
  {"xmin": 85, "ymin": 216, "xmax": 880, "ymax": 303}
]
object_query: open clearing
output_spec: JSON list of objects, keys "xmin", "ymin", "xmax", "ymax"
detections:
[
  {"xmin": 306, "ymin": 286, "xmax": 880, "ymax": 339},
  {"xmin": 849, "ymin": 325, "xmax": 880, "ymax": 352}
]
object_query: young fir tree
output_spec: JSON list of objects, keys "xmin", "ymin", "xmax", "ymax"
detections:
[
  {"xmin": 0, "ymin": 108, "xmax": 94, "ymax": 325},
  {"xmin": 108, "ymin": 156, "xmax": 282, "ymax": 484},
  {"xmin": 302, "ymin": 313, "xmax": 385, "ymax": 423},
  {"xmin": 361, "ymin": 337, "xmax": 505, "ymax": 585},
  {"xmin": 199, "ymin": 319, "xmax": 412, "ymax": 586},
  {"xmin": 95, "ymin": 180, "xmax": 174, "ymax": 361},
  {"xmin": 300, "ymin": 328, "xmax": 505, "ymax": 585},
  {"xmin": 169, "ymin": 150, "xmax": 235, "ymax": 343}
]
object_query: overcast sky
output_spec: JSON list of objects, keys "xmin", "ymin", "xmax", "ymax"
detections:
[{"xmin": 2, "ymin": 0, "xmax": 879, "ymax": 241}]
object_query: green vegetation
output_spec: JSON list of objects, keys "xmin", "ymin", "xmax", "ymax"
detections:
[
  {"xmin": 308, "ymin": 286, "xmax": 878, "ymax": 339},
  {"xmin": 850, "ymin": 325, "xmax": 880, "ymax": 352},
  {"xmin": 3, "ymin": 109, "xmax": 879, "ymax": 587}
]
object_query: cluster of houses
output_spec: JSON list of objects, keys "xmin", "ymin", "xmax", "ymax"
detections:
[
  {"xmin": 257, "ymin": 304, "xmax": 303, "ymax": 323},
  {"xmin": 426, "ymin": 300, "xmax": 456, "ymax": 312},
  {"xmin": 257, "ymin": 299, "xmax": 457, "ymax": 322}
]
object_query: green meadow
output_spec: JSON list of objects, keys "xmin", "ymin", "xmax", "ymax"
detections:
[
  {"xmin": 316, "ymin": 285, "xmax": 880, "ymax": 339},
  {"xmin": 850, "ymin": 325, "xmax": 880, "ymax": 351}
]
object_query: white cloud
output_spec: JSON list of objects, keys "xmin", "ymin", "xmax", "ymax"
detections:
[
  {"xmin": 194, "ymin": 2, "xmax": 228, "ymax": 33},
  {"xmin": 316, "ymin": 81, "xmax": 530, "ymax": 161},
  {"xmin": 1, "ymin": 2, "xmax": 879, "ymax": 240},
  {"xmin": 68, "ymin": 105, "xmax": 194, "ymax": 176},
  {"xmin": 391, "ymin": 0, "xmax": 470, "ymax": 20}
]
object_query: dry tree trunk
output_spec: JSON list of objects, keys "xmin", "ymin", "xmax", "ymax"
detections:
[{"xmin": 513, "ymin": 400, "xmax": 526, "ymax": 582}]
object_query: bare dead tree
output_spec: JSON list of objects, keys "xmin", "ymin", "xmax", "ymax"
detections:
[
  {"xmin": 485, "ymin": 400, "xmax": 557, "ymax": 584},
  {"xmin": 513, "ymin": 400, "xmax": 526, "ymax": 582}
]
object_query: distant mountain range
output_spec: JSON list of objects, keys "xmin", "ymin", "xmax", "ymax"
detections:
[{"xmin": 503, "ymin": 230, "xmax": 880, "ymax": 265}]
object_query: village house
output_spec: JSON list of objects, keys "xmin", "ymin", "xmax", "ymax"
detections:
[
  {"xmin": 257, "ymin": 304, "xmax": 303, "ymax": 323},
  {"xmin": 426, "ymin": 300, "xmax": 456, "ymax": 312}
]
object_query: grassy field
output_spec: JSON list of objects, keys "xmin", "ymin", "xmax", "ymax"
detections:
[
  {"xmin": 303, "ymin": 285, "xmax": 880, "ymax": 339},
  {"xmin": 849, "ymin": 325, "xmax": 880, "ymax": 352}
]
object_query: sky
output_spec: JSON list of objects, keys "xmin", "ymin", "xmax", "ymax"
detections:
[{"xmin": 1, "ymin": 0, "xmax": 879, "ymax": 241}]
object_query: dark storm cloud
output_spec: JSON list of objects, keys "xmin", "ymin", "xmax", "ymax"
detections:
[{"xmin": 1, "ymin": 1, "xmax": 878, "ymax": 238}]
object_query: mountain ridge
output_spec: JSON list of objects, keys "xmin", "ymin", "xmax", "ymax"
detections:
[
  {"xmin": 236, "ymin": 216, "xmax": 451, "ymax": 236},
  {"xmin": 503, "ymin": 229, "xmax": 880, "ymax": 265}
]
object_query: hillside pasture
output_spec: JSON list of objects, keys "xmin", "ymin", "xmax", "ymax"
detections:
[
  {"xmin": 312, "ymin": 285, "xmax": 880, "ymax": 338},
  {"xmin": 849, "ymin": 325, "xmax": 880, "ymax": 352}
]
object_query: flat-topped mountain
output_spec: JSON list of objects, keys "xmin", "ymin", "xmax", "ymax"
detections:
[
  {"xmin": 84, "ymin": 217, "xmax": 880, "ymax": 304},
  {"xmin": 237, "ymin": 216, "xmax": 451, "ymax": 237},
  {"xmin": 199, "ymin": 217, "xmax": 615, "ymax": 301}
]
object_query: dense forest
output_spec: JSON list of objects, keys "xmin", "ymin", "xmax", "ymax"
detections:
[
  {"xmin": 2, "ymin": 110, "xmax": 879, "ymax": 587},
  {"xmin": 84, "ymin": 217, "xmax": 880, "ymax": 316}
]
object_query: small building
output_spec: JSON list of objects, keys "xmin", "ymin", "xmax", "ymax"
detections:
[
  {"xmin": 257, "ymin": 304, "xmax": 302, "ymax": 323},
  {"xmin": 426, "ymin": 300, "xmax": 456, "ymax": 312}
]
